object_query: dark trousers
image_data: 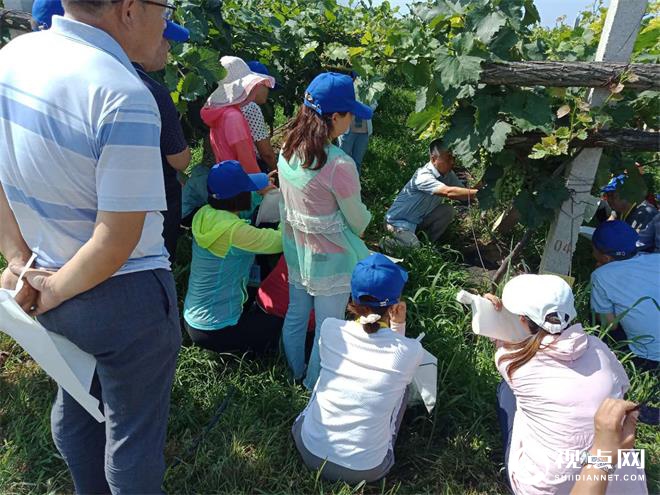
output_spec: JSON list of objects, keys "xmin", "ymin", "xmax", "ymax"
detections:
[
  {"xmin": 609, "ymin": 325, "xmax": 659, "ymax": 373},
  {"xmin": 38, "ymin": 269, "xmax": 182, "ymax": 495},
  {"xmin": 162, "ymin": 192, "xmax": 182, "ymax": 266},
  {"xmin": 185, "ymin": 305, "xmax": 282, "ymax": 356},
  {"xmin": 496, "ymin": 379, "xmax": 516, "ymax": 488}
]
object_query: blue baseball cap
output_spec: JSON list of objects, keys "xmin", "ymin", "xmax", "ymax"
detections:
[
  {"xmin": 592, "ymin": 220, "xmax": 639, "ymax": 259},
  {"xmin": 351, "ymin": 254, "xmax": 408, "ymax": 307},
  {"xmin": 31, "ymin": 0, "xmax": 64, "ymax": 30},
  {"xmin": 303, "ymin": 72, "xmax": 373, "ymax": 119},
  {"xmin": 247, "ymin": 60, "xmax": 279, "ymax": 89},
  {"xmin": 164, "ymin": 20, "xmax": 190, "ymax": 42},
  {"xmin": 207, "ymin": 161, "xmax": 269, "ymax": 200},
  {"xmin": 601, "ymin": 174, "xmax": 626, "ymax": 193}
]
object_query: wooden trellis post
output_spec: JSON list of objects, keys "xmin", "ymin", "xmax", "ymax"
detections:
[{"xmin": 539, "ymin": 0, "xmax": 649, "ymax": 280}]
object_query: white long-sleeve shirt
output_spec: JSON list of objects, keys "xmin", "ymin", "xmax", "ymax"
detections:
[{"xmin": 300, "ymin": 318, "xmax": 423, "ymax": 470}]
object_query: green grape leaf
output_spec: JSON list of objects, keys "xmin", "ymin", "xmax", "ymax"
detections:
[
  {"xmin": 634, "ymin": 17, "xmax": 660, "ymax": 54},
  {"xmin": 164, "ymin": 65, "xmax": 180, "ymax": 92},
  {"xmin": 180, "ymin": 72, "xmax": 207, "ymax": 101},
  {"xmin": 475, "ymin": 11, "xmax": 507, "ymax": 44},
  {"xmin": 324, "ymin": 43, "xmax": 349, "ymax": 61},
  {"xmin": 435, "ymin": 49, "xmax": 483, "ymax": 89},
  {"xmin": 401, "ymin": 60, "xmax": 431, "ymax": 86},
  {"xmin": 476, "ymin": 185, "xmax": 497, "ymax": 210},
  {"xmin": 473, "ymin": 91, "xmax": 501, "ymax": 135},
  {"xmin": 485, "ymin": 121, "xmax": 513, "ymax": 153},
  {"xmin": 521, "ymin": 0, "xmax": 541, "ymax": 26},
  {"xmin": 407, "ymin": 95, "xmax": 443, "ymax": 135},
  {"xmin": 528, "ymin": 146, "xmax": 547, "ymax": 159},
  {"xmin": 501, "ymin": 90, "xmax": 554, "ymax": 132},
  {"xmin": 324, "ymin": 8, "xmax": 337, "ymax": 22},
  {"xmin": 490, "ymin": 28, "xmax": 519, "ymax": 59},
  {"xmin": 536, "ymin": 177, "xmax": 570, "ymax": 210},
  {"xmin": 604, "ymin": 103, "xmax": 635, "ymax": 127},
  {"xmin": 442, "ymin": 105, "xmax": 479, "ymax": 166},
  {"xmin": 514, "ymin": 191, "xmax": 548, "ymax": 228}
]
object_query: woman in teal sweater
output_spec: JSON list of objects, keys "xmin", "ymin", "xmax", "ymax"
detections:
[{"xmin": 183, "ymin": 160, "xmax": 283, "ymax": 354}]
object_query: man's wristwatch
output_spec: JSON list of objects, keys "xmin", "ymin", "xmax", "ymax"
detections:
[{"xmin": 579, "ymin": 450, "xmax": 616, "ymax": 474}]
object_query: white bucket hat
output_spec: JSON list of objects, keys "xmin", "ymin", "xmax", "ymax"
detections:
[
  {"xmin": 501, "ymin": 274, "xmax": 577, "ymax": 334},
  {"xmin": 206, "ymin": 56, "xmax": 275, "ymax": 108}
]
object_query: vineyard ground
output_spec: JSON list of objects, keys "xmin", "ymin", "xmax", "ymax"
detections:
[{"xmin": 0, "ymin": 88, "xmax": 657, "ymax": 495}]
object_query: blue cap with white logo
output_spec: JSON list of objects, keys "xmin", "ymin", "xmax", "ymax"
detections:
[
  {"xmin": 207, "ymin": 161, "xmax": 269, "ymax": 200},
  {"xmin": 592, "ymin": 220, "xmax": 639, "ymax": 259},
  {"xmin": 351, "ymin": 254, "xmax": 408, "ymax": 307},
  {"xmin": 303, "ymin": 72, "xmax": 373, "ymax": 119},
  {"xmin": 601, "ymin": 174, "xmax": 626, "ymax": 193},
  {"xmin": 164, "ymin": 20, "xmax": 190, "ymax": 42}
]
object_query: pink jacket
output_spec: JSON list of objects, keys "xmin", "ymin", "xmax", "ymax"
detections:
[
  {"xmin": 200, "ymin": 105, "xmax": 259, "ymax": 173},
  {"xmin": 496, "ymin": 324, "xmax": 647, "ymax": 495}
]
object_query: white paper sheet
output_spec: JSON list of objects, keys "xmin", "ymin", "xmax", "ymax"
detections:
[
  {"xmin": 411, "ymin": 333, "xmax": 437, "ymax": 413},
  {"xmin": 368, "ymin": 250, "xmax": 403, "ymax": 264},
  {"xmin": 255, "ymin": 189, "xmax": 282, "ymax": 226},
  {"xmin": 0, "ymin": 289, "xmax": 104, "ymax": 422}
]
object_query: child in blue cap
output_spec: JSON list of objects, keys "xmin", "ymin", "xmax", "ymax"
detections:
[
  {"xmin": 291, "ymin": 253, "xmax": 423, "ymax": 483},
  {"xmin": 591, "ymin": 220, "xmax": 660, "ymax": 369},
  {"xmin": 183, "ymin": 161, "xmax": 284, "ymax": 355},
  {"xmin": 278, "ymin": 72, "xmax": 374, "ymax": 390}
]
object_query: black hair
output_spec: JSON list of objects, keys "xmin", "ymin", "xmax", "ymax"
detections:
[
  {"xmin": 429, "ymin": 138, "xmax": 448, "ymax": 157},
  {"xmin": 208, "ymin": 191, "xmax": 252, "ymax": 212}
]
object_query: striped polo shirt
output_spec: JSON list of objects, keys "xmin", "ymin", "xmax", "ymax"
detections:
[{"xmin": 0, "ymin": 16, "xmax": 170, "ymax": 274}]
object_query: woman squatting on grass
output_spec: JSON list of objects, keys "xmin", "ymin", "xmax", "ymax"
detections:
[
  {"xmin": 278, "ymin": 72, "xmax": 373, "ymax": 389},
  {"xmin": 484, "ymin": 275, "xmax": 648, "ymax": 495},
  {"xmin": 292, "ymin": 254, "xmax": 423, "ymax": 483},
  {"xmin": 183, "ymin": 161, "xmax": 283, "ymax": 355}
]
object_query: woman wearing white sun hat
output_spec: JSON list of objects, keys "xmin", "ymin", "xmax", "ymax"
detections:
[
  {"xmin": 183, "ymin": 57, "xmax": 276, "ymax": 223},
  {"xmin": 201, "ymin": 56, "xmax": 275, "ymax": 174},
  {"xmin": 482, "ymin": 274, "xmax": 645, "ymax": 495}
]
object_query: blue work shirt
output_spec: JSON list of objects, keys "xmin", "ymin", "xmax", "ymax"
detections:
[
  {"xmin": 591, "ymin": 253, "xmax": 660, "ymax": 361},
  {"xmin": 386, "ymin": 162, "xmax": 463, "ymax": 231}
]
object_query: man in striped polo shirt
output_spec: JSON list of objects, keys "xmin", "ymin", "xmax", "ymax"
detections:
[{"xmin": 0, "ymin": 0, "xmax": 181, "ymax": 492}]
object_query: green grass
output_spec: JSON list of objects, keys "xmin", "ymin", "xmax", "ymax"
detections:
[{"xmin": 0, "ymin": 88, "xmax": 657, "ymax": 494}]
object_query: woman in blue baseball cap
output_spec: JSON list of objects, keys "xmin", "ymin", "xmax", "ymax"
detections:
[
  {"xmin": 278, "ymin": 72, "xmax": 374, "ymax": 389},
  {"xmin": 291, "ymin": 253, "xmax": 423, "ymax": 483},
  {"xmin": 183, "ymin": 160, "xmax": 284, "ymax": 355}
]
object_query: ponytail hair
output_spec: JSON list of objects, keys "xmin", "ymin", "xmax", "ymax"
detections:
[
  {"xmin": 282, "ymin": 105, "xmax": 347, "ymax": 170},
  {"xmin": 347, "ymin": 295, "xmax": 390, "ymax": 334},
  {"xmin": 497, "ymin": 313, "xmax": 562, "ymax": 379}
]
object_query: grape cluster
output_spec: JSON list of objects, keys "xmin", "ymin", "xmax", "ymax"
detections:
[{"xmin": 494, "ymin": 165, "xmax": 524, "ymax": 203}]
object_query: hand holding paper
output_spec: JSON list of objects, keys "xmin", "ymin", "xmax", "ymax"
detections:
[
  {"xmin": 1, "ymin": 261, "xmax": 38, "ymax": 313},
  {"xmin": 21, "ymin": 268, "xmax": 64, "ymax": 316},
  {"xmin": 0, "ymin": 288, "xmax": 104, "ymax": 422}
]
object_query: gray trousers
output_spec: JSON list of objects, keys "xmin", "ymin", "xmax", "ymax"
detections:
[
  {"xmin": 38, "ymin": 269, "xmax": 182, "ymax": 495},
  {"xmin": 291, "ymin": 388, "xmax": 409, "ymax": 484},
  {"xmin": 385, "ymin": 203, "xmax": 455, "ymax": 248}
]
